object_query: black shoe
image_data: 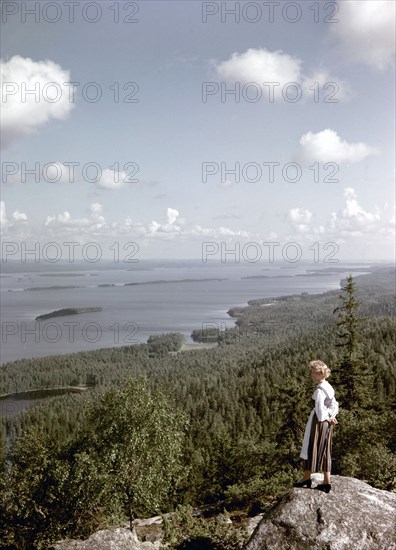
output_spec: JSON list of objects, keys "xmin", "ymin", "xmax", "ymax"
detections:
[
  {"xmin": 293, "ymin": 479, "xmax": 312, "ymax": 488},
  {"xmin": 316, "ymin": 483, "xmax": 331, "ymax": 493}
]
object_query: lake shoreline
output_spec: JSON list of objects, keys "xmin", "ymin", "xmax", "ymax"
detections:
[{"xmin": 0, "ymin": 385, "xmax": 91, "ymax": 400}]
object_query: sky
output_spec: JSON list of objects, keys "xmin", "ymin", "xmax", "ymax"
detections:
[{"xmin": 0, "ymin": 0, "xmax": 395, "ymax": 262}]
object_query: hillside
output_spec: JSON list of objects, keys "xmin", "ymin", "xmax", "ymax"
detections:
[{"xmin": 0, "ymin": 268, "xmax": 395, "ymax": 549}]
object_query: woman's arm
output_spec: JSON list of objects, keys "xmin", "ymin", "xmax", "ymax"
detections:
[
  {"xmin": 315, "ymin": 389, "xmax": 338, "ymax": 422},
  {"xmin": 314, "ymin": 390, "xmax": 329, "ymax": 422},
  {"xmin": 329, "ymin": 398, "xmax": 339, "ymax": 419}
]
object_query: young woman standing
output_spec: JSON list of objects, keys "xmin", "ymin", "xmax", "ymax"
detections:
[{"xmin": 294, "ymin": 360, "xmax": 339, "ymax": 493}]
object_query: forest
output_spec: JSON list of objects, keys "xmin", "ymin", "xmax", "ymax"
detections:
[{"xmin": 0, "ymin": 267, "xmax": 395, "ymax": 549}]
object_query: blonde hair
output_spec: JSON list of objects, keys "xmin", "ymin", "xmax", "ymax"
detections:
[{"xmin": 309, "ymin": 360, "xmax": 331, "ymax": 379}]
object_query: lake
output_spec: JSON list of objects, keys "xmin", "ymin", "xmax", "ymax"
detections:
[{"xmin": 0, "ymin": 260, "xmax": 371, "ymax": 364}]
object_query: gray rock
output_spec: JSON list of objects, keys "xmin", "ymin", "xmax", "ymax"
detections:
[
  {"xmin": 133, "ymin": 515, "xmax": 163, "ymax": 527},
  {"xmin": 245, "ymin": 476, "xmax": 396, "ymax": 550},
  {"xmin": 53, "ymin": 527, "xmax": 161, "ymax": 549},
  {"xmin": 247, "ymin": 513, "xmax": 264, "ymax": 536}
]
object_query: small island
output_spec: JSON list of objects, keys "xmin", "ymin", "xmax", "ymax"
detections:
[
  {"xmin": 26, "ymin": 285, "xmax": 82, "ymax": 291},
  {"xmin": 124, "ymin": 278, "xmax": 228, "ymax": 286},
  {"xmin": 35, "ymin": 307, "xmax": 103, "ymax": 321}
]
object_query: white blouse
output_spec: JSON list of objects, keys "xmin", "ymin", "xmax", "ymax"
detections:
[
  {"xmin": 313, "ymin": 381, "xmax": 339, "ymax": 421},
  {"xmin": 300, "ymin": 380, "xmax": 339, "ymax": 460}
]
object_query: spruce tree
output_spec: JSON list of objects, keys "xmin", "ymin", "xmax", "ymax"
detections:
[{"xmin": 333, "ymin": 274, "xmax": 371, "ymax": 410}]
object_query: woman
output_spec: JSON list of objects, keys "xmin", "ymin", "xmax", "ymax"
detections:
[{"xmin": 294, "ymin": 360, "xmax": 339, "ymax": 493}]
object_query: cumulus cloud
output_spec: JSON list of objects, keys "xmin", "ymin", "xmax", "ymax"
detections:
[
  {"xmin": 89, "ymin": 202, "xmax": 104, "ymax": 217},
  {"xmin": 287, "ymin": 208, "xmax": 313, "ymax": 234},
  {"xmin": 332, "ymin": 0, "xmax": 395, "ymax": 70},
  {"xmin": 298, "ymin": 129, "xmax": 380, "ymax": 164},
  {"xmin": 43, "ymin": 162, "xmax": 75, "ymax": 183},
  {"xmin": 2, "ymin": 202, "xmax": 255, "ymax": 245},
  {"xmin": 0, "ymin": 201, "xmax": 9, "ymax": 231},
  {"xmin": 95, "ymin": 168, "xmax": 156, "ymax": 190},
  {"xmin": 2, "ymin": 163, "xmax": 154, "ymax": 188},
  {"xmin": 45, "ymin": 211, "xmax": 72, "ymax": 226},
  {"xmin": 287, "ymin": 188, "xmax": 394, "ymax": 242},
  {"xmin": 97, "ymin": 169, "xmax": 131, "ymax": 190},
  {"xmin": 190, "ymin": 225, "xmax": 250, "ymax": 238},
  {"xmin": 213, "ymin": 48, "xmax": 349, "ymax": 101},
  {"xmin": 167, "ymin": 208, "xmax": 179, "ymax": 225},
  {"xmin": 0, "ymin": 56, "xmax": 74, "ymax": 149},
  {"xmin": 288, "ymin": 208, "xmax": 313, "ymax": 224},
  {"xmin": 328, "ymin": 187, "xmax": 382, "ymax": 237},
  {"xmin": 12, "ymin": 210, "xmax": 27, "ymax": 222},
  {"xmin": 88, "ymin": 203, "xmax": 105, "ymax": 227},
  {"xmin": 216, "ymin": 48, "xmax": 302, "ymax": 88},
  {"xmin": 0, "ymin": 202, "xmax": 28, "ymax": 232}
]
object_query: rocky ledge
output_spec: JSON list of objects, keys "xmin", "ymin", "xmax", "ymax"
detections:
[
  {"xmin": 246, "ymin": 475, "xmax": 396, "ymax": 550},
  {"xmin": 52, "ymin": 476, "xmax": 396, "ymax": 550},
  {"xmin": 52, "ymin": 527, "xmax": 160, "ymax": 549}
]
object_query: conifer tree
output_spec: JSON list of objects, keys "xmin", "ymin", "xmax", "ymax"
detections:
[{"xmin": 333, "ymin": 274, "xmax": 371, "ymax": 409}]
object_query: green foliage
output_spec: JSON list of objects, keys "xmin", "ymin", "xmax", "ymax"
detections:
[
  {"xmin": 162, "ymin": 506, "xmax": 248, "ymax": 550},
  {"xmin": 273, "ymin": 377, "xmax": 311, "ymax": 470},
  {"xmin": 147, "ymin": 332, "xmax": 185, "ymax": 353},
  {"xmin": 334, "ymin": 275, "xmax": 363, "ymax": 358},
  {"xmin": 0, "ymin": 428, "xmax": 71, "ymax": 549},
  {"xmin": 332, "ymin": 409, "xmax": 396, "ymax": 491},
  {"xmin": 0, "ymin": 378, "xmax": 187, "ymax": 548},
  {"xmin": 332, "ymin": 274, "xmax": 373, "ymax": 410},
  {"xmin": 79, "ymin": 377, "xmax": 188, "ymax": 527},
  {"xmin": 224, "ymin": 471, "xmax": 294, "ymax": 515},
  {"xmin": 0, "ymin": 268, "xmax": 395, "ymax": 545}
]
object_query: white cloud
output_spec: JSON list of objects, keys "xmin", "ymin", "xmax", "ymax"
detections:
[
  {"xmin": 167, "ymin": 208, "xmax": 179, "ymax": 225},
  {"xmin": 0, "ymin": 201, "xmax": 9, "ymax": 231},
  {"xmin": 191, "ymin": 224, "xmax": 250, "ymax": 239},
  {"xmin": 2, "ymin": 202, "xmax": 255, "ymax": 245},
  {"xmin": 332, "ymin": 0, "xmax": 395, "ymax": 70},
  {"xmin": 328, "ymin": 187, "xmax": 382, "ymax": 237},
  {"xmin": 301, "ymin": 70, "xmax": 351, "ymax": 101},
  {"xmin": 89, "ymin": 203, "xmax": 103, "ymax": 216},
  {"xmin": 148, "ymin": 220, "xmax": 161, "ymax": 235},
  {"xmin": 0, "ymin": 202, "xmax": 29, "ymax": 233},
  {"xmin": 298, "ymin": 129, "xmax": 380, "ymax": 164},
  {"xmin": 288, "ymin": 208, "xmax": 313, "ymax": 224},
  {"xmin": 43, "ymin": 162, "xmax": 74, "ymax": 183},
  {"xmin": 214, "ymin": 48, "xmax": 349, "ymax": 101},
  {"xmin": 12, "ymin": 210, "xmax": 27, "ymax": 222},
  {"xmin": 45, "ymin": 211, "xmax": 72, "ymax": 226},
  {"xmin": 287, "ymin": 188, "xmax": 394, "ymax": 243},
  {"xmin": 216, "ymin": 48, "xmax": 302, "ymax": 87},
  {"xmin": 2, "ymin": 195, "xmax": 393, "ymax": 258},
  {"xmin": 287, "ymin": 208, "xmax": 313, "ymax": 234},
  {"xmin": 95, "ymin": 169, "xmax": 155, "ymax": 190},
  {"xmin": 0, "ymin": 56, "xmax": 74, "ymax": 149},
  {"xmin": 97, "ymin": 169, "xmax": 130, "ymax": 189}
]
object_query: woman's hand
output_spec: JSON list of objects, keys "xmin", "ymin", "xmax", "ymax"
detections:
[{"xmin": 329, "ymin": 417, "xmax": 338, "ymax": 425}]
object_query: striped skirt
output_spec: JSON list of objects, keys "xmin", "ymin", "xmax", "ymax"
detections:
[{"xmin": 302, "ymin": 413, "xmax": 333, "ymax": 472}]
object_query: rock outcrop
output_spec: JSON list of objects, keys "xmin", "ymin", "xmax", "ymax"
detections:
[
  {"xmin": 246, "ymin": 475, "xmax": 396, "ymax": 550},
  {"xmin": 52, "ymin": 528, "xmax": 160, "ymax": 550}
]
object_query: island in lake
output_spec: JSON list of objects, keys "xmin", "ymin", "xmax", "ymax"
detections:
[
  {"xmin": 26, "ymin": 285, "xmax": 82, "ymax": 291},
  {"xmin": 124, "ymin": 278, "xmax": 228, "ymax": 286},
  {"xmin": 35, "ymin": 307, "xmax": 103, "ymax": 321}
]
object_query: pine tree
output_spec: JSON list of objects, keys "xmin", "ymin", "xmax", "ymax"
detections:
[{"xmin": 333, "ymin": 274, "xmax": 371, "ymax": 410}]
